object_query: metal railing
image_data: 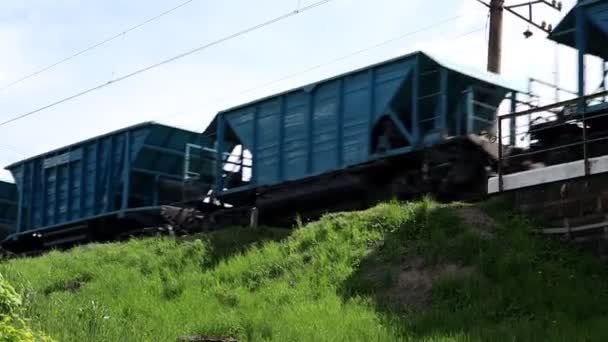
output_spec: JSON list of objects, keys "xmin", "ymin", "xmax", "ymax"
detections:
[
  {"xmin": 496, "ymin": 90, "xmax": 608, "ymax": 192},
  {"xmin": 183, "ymin": 143, "xmax": 205, "ymax": 181}
]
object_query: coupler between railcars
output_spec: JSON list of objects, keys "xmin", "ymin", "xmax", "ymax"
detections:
[
  {"xmin": 160, "ymin": 202, "xmax": 257, "ymax": 235},
  {"xmin": 371, "ymin": 135, "xmax": 501, "ymax": 203}
]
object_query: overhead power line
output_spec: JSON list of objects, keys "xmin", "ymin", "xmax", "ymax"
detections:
[
  {"xmin": 0, "ymin": 0, "xmax": 336, "ymax": 128},
  {"xmin": 0, "ymin": 0, "xmax": 195, "ymax": 93},
  {"xmin": 158, "ymin": 16, "xmax": 485, "ymax": 125},
  {"xmin": 238, "ymin": 15, "xmax": 466, "ymax": 94}
]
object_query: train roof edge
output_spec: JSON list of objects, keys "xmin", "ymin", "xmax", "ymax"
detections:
[
  {"xmin": 4, "ymin": 121, "xmax": 200, "ymax": 170},
  {"xmin": 203, "ymin": 50, "xmax": 526, "ymax": 135},
  {"xmin": 548, "ymin": 0, "xmax": 608, "ymax": 60}
]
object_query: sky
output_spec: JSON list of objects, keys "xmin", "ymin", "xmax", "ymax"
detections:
[{"xmin": 0, "ymin": 0, "xmax": 604, "ymax": 181}]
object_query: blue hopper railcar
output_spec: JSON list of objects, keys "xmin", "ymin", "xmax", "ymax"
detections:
[
  {"xmin": 3, "ymin": 122, "xmax": 215, "ymax": 250},
  {"xmin": 0, "ymin": 181, "xmax": 17, "ymax": 240},
  {"xmin": 191, "ymin": 50, "xmax": 526, "ymax": 224}
]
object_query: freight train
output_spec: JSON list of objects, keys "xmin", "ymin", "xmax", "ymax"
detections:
[{"xmin": 1, "ymin": 0, "xmax": 606, "ymax": 253}]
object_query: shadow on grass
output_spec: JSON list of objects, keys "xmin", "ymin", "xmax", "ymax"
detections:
[
  {"xmin": 184, "ymin": 226, "xmax": 292, "ymax": 268},
  {"xmin": 341, "ymin": 199, "xmax": 608, "ymax": 341},
  {"xmin": 340, "ymin": 203, "xmax": 488, "ymax": 340}
]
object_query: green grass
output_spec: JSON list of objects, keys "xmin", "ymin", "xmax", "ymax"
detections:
[
  {"xmin": 0, "ymin": 272, "xmax": 54, "ymax": 341},
  {"xmin": 2, "ymin": 198, "xmax": 608, "ymax": 341}
]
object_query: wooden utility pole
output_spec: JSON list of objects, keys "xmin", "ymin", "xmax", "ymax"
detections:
[
  {"xmin": 487, "ymin": 0, "xmax": 504, "ymax": 74},
  {"xmin": 477, "ymin": 0, "xmax": 563, "ymax": 74}
]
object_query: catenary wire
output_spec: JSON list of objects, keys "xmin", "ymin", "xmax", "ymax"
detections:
[
  {"xmin": 0, "ymin": 0, "xmax": 195, "ymax": 92},
  {"xmin": 0, "ymin": 0, "xmax": 336, "ymax": 128},
  {"xmin": 157, "ymin": 20, "xmax": 486, "ymax": 126}
]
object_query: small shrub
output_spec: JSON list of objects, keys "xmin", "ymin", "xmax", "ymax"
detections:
[{"xmin": 0, "ymin": 273, "xmax": 54, "ymax": 341}]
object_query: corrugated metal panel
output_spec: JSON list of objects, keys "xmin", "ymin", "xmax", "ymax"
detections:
[
  {"xmin": 284, "ymin": 92, "xmax": 309, "ymax": 180},
  {"xmin": 311, "ymin": 80, "xmax": 339, "ymax": 174},
  {"xmin": 6, "ymin": 122, "xmax": 211, "ymax": 236},
  {"xmin": 342, "ymin": 71, "xmax": 373, "ymax": 165},
  {"xmin": 257, "ymin": 98, "xmax": 281, "ymax": 183}
]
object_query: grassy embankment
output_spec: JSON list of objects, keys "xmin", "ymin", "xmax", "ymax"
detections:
[{"xmin": 2, "ymin": 198, "xmax": 608, "ymax": 341}]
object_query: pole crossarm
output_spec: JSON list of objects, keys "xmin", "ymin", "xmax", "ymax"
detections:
[
  {"xmin": 475, "ymin": 0, "xmax": 564, "ymax": 73},
  {"xmin": 504, "ymin": 6, "xmax": 551, "ymax": 32},
  {"xmin": 503, "ymin": 0, "xmax": 562, "ymax": 33},
  {"xmin": 476, "ymin": 0, "xmax": 563, "ymax": 34}
]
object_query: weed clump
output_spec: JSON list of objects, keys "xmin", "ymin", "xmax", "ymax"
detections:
[{"xmin": 0, "ymin": 272, "xmax": 54, "ymax": 341}]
